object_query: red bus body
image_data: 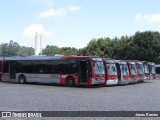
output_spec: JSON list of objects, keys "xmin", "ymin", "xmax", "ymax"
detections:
[
  {"xmin": 0, "ymin": 56, "xmax": 105, "ymax": 86},
  {"xmin": 126, "ymin": 61, "xmax": 138, "ymax": 83},
  {"xmin": 102, "ymin": 58, "xmax": 118, "ymax": 86}
]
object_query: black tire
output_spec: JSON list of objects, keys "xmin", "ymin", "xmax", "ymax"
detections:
[
  {"xmin": 19, "ymin": 75, "xmax": 26, "ymax": 84},
  {"xmin": 65, "ymin": 77, "xmax": 75, "ymax": 87}
]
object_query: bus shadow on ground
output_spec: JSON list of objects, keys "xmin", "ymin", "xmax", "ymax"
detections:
[
  {"xmin": 27, "ymin": 83, "xmax": 105, "ymax": 89},
  {"xmin": 0, "ymin": 81, "xmax": 64, "ymax": 87},
  {"xmin": 0, "ymin": 80, "xmax": 157, "ymax": 88},
  {"xmin": 0, "ymin": 81, "xmax": 103, "ymax": 88},
  {"xmin": 77, "ymin": 84, "xmax": 104, "ymax": 88}
]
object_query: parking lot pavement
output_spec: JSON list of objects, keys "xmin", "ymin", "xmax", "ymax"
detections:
[{"xmin": 0, "ymin": 80, "xmax": 160, "ymax": 119}]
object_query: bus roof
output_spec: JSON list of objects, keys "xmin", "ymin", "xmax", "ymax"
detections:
[
  {"xmin": 0, "ymin": 56, "xmax": 100, "ymax": 61},
  {"xmin": 102, "ymin": 58, "xmax": 115, "ymax": 64},
  {"xmin": 136, "ymin": 61, "xmax": 143, "ymax": 64},
  {"xmin": 129, "ymin": 62, "xmax": 136, "ymax": 64},
  {"xmin": 61, "ymin": 56, "xmax": 99, "ymax": 60},
  {"xmin": 0, "ymin": 56, "xmax": 61, "ymax": 61},
  {"xmin": 114, "ymin": 60, "xmax": 127, "ymax": 64},
  {"xmin": 148, "ymin": 62, "xmax": 155, "ymax": 65}
]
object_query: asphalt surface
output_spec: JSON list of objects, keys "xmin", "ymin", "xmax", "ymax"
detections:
[{"xmin": 0, "ymin": 80, "xmax": 160, "ymax": 120}]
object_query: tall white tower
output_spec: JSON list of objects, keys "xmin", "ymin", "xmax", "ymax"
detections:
[
  {"xmin": 40, "ymin": 33, "xmax": 42, "ymax": 55},
  {"xmin": 35, "ymin": 32, "xmax": 42, "ymax": 55}
]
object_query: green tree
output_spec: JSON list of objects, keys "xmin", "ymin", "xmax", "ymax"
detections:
[
  {"xmin": 42, "ymin": 45, "xmax": 60, "ymax": 55},
  {"xmin": 129, "ymin": 31, "xmax": 160, "ymax": 62},
  {"xmin": 17, "ymin": 46, "xmax": 34, "ymax": 56},
  {"xmin": 60, "ymin": 47, "xmax": 78, "ymax": 55}
]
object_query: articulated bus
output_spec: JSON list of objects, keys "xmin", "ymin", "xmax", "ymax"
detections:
[
  {"xmin": 142, "ymin": 61, "xmax": 150, "ymax": 80},
  {"xmin": 155, "ymin": 64, "xmax": 160, "ymax": 79},
  {"xmin": 114, "ymin": 60, "xmax": 130, "ymax": 85},
  {"xmin": 102, "ymin": 58, "xmax": 118, "ymax": 85},
  {"xmin": 135, "ymin": 61, "xmax": 145, "ymax": 82},
  {"xmin": 0, "ymin": 56, "xmax": 105, "ymax": 86},
  {"xmin": 148, "ymin": 62, "xmax": 156, "ymax": 80},
  {"xmin": 126, "ymin": 61, "xmax": 138, "ymax": 83}
]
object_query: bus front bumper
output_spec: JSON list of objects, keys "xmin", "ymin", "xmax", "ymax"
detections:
[
  {"xmin": 91, "ymin": 78, "xmax": 105, "ymax": 85},
  {"xmin": 106, "ymin": 79, "xmax": 118, "ymax": 85}
]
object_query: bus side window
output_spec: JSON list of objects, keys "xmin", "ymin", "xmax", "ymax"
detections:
[
  {"xmin": 52, "ymin": 61, "xmax": 61, "ymax": 74},
  {"xmin": 46, "ymin": 61, "xmax": 54, "ymax": 74},
  {"xmin": 16, "ymin": 61, "xmax": 23, "ymax": 73},
  {"xmin": 59, "ymin": 60, "xmax": 69, "ymax": 74},
  {"xmin": 4, "ymin": 61, "xmax": 9, "ymax": 73},
  {"xmin": 70, "ymin": 60, "xmax": 78, "ymax": 74},
  {"xmin": 38, "ymin": 64, "xmax": 46, "ymax": 73}
]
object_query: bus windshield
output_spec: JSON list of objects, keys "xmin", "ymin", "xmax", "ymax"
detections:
[
  {"xmin": 92, "ymin": 58, "xmax": 105, "ymax": 76},
  {"xmin": 130, "ymin": 64, "xmax": 137, "ymax": 76},
  {"xmin": 138, "ymin": 64, "xmax": 145, "ymax": 75},
  {"xmin": 150, "ymin": 65, "xmax": 156, "ymax": 74},
  {"xmin": 156, "ymin": 66, "xmax": 160, "ymax": 75},
  {"xmin": 144, "ymin": 65, "xmax": 149, "ymax": 74},
  {"xmin": 121, "ymin": 64, "xmax": 129, "ymax": 76},
  {"xmin": 107, "ymin": 63, "xmax": 117, "ymax": 76}
]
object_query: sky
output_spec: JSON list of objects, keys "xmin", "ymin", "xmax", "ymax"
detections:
[{"xmin": 0, "ymin": 0, "xmax": 160, "ymax": 49}]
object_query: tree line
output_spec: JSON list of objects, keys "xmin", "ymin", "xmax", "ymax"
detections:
[
  {"xmin": 0, "ymin": 31, "xmax": 160, "ymax": 63},
  {"xmin": 78, "ymin": 31, "xmax": 160, "ymax": 63},
  {"xmin": 0, "ymin": 40, "xmax": 34, "ymax": 56}
]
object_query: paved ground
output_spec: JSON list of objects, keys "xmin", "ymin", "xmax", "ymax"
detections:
[{"xmin": 0, "ymin": 80, "xmax": 160, "ymax": 120}]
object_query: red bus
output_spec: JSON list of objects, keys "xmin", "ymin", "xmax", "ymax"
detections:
[
  {"xmin": 148, "ymin": 62, "xmax": 156, "ymax": 80},
  {"xmin": 126, "ymin": 61, "xmax": 138, "ymax": 83},
  {"xmin": 114, "ymin": 60, "xmax": 130, "ymax": 85},
  {"xmin": 141, "ymin": 61, "xmax": 149, "ymax": 80},
  {"xmin": 0, "ymin": 56, "xmax": 105, "ymax": 86},
  {"xmin": 135, "ymin": 61, "xmax": 145, "ymax": 82},
  {"xmin": 102, "ymin": 58, "xmax": 118, "ymax": 85}
]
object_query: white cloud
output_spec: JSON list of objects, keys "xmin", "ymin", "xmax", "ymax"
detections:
[
  {"xmin": 135, "ymin": 13, "xmax": 143, "ymax": 20},
  {"xmin": 135, "ymin": 13, "xmax": 160, "ymax": 22},
  {"xmin": 23, "ymin": 24, "xmax": 54, "ymax": 38},
  {"xmin": 40, "ymin": 8, "xmax": 66, "ymax": 18},
  {"xmin": 67, "ymin": 6, "xmax": 82, "ymax": 11},
  {"xmin": 40, "ymin": 5, "xmax": 82, "ymax": 18},
  {"xmin": 149, "ymin": 13, "xmax": 160, "ymax": 22}
]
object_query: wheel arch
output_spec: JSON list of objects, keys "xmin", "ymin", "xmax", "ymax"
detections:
[
  {"xmin": 65, "ymin": 76, "xmax": 75, "ymax": 87},
  {"xmin": 18, "ymin": 74, "xmax": 26, "ymax": 83}
]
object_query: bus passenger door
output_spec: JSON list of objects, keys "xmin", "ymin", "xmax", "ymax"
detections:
[
  {"xmin": 10, "ymin": 61, "xmax": 16, "ymax": 79},
  {"xmin": 78, "ymin": 60, "xmax": 91, "ymax": 84}
]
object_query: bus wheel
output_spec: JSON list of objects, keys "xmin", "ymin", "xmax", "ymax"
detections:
[
  {"xmin": 19, "ymin": 75, "xmax": 26, "ymax": 84},
  {"xmin": 65, "ymin": 77, "xmax": 75, "ymax": 87}
]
